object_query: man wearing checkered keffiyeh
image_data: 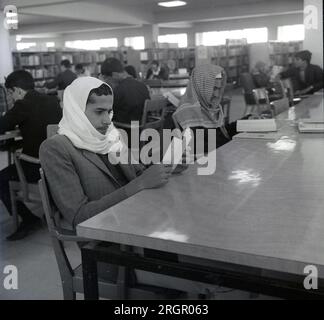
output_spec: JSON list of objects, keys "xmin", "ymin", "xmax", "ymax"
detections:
[{"xmin": 173, "ymin": 64, "xmax": 231, "ymax": 141}]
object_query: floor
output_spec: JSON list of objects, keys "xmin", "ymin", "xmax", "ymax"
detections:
[{"xmin": 0, "ymin": 89, "xmax": 273, "ymax": 300}]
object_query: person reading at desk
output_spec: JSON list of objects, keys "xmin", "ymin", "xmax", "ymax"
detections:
[
  {"xmin": 39, "ymin": 77, "xmax": 170, "ymax": 229},
  {"xmin": 0, "ymin": 70, "xmax": 62, "ymax": 240},
  {"xmin": 279, "ymin": 50, "xmax": 323, "ymax": 96},
  {"xmin": 100, "ymin": 58, "xmax": 150, "ymax": 125},
  {"xmin": 39, "ymin": 77, "xmax": 249, "ymax": 299},
  {"xmin": 173, "ymin": 64, "xmax": 241, "ymax": 150},
  {"xmin": 146, "ymin": 60, "xmax": 169, "ymax": 81}
]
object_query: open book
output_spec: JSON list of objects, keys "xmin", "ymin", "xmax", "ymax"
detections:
[
  {"xmin": 298, "ymin": 120, "xmax": 324, "ymax": 133},
  {"xmin": 236, "ymin": 119, "xmax": 277, "ymax": 132}
]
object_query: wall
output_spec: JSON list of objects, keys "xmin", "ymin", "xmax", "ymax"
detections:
[{"xmin": 303, "ymin": 0, "xmax": 323, "ymax": 68}]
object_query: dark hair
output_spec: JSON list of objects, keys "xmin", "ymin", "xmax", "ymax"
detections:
[
  {"xmin": 86, "ymin": 84, "xmax": 113, "ymax": 105},
  {"xmin": 5, "ymin": 70, "xmax": 35, "ymax": 91},
  {"xmin": 152, "ymin": 60, "xmax": 159, "ymax": 66},
  {"xmin": 295, "ymin": 50, "xmax": 312, "ymax": 64},
  {"xmin": 101, "ymin": 57, "xmax": 124, "ymax": 76},
  {"xmin": 61, "ymin": 59, "xmax": 72, "ymax": 68},
  {"xmin": 75, "ymin": 63, "xmax": 84, "ymax": 73},
  {"xmin": 125, "ymin": 65, "xmax": 137, "ymax": 78}
]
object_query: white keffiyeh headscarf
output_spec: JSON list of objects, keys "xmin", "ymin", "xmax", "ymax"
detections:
[{"xmin": 58, "ymin": 76, "xmax": 123, "ymax": 154}]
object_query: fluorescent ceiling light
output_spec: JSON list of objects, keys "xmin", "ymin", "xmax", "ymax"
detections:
[{"xmin": 158, "ymin": 1, "xmax": 187, "ymax": 8}]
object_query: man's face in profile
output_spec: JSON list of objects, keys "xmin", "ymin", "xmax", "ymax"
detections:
[{"xmin": 85, "ymin": 94, "xmax": 113, "ymax": 135}]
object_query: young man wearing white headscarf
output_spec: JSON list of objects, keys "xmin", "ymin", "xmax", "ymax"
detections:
[{"xmin": 39, "ymin": 77, "xmax": 170, "ymax": 228}]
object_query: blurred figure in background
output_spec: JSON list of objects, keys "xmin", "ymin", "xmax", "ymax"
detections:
[
  {"xmin": 125, "ymin": 65, "xmax": 138, "ymax": 79},
  {"xmin": 45, "ymin": 59, "xmax": 77, "ymax": 90},
  {"xmin": 146, "ymin": 60, "xmax": 169, "ymax": 80},
  {"xmin": 279, "ymin": 50, "xmax": 323, "ymax": 95},
  {"xmin": 75, "ymin": 63, "xmax": 87, "ymax": 78},
  {"xmin": 251, "ymin": 61, "xmax": 271, "ymax": 88},
  {"xmin": 0, "ymin": 70, "xmax": 62, "ymax": 240},
  {"xmin": 100, "ymin": 57, "xmax": 150, "ymax": 125}
]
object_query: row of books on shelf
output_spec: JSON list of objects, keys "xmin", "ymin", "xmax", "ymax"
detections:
[
  {"xmin": 269, "ymin": 55, "xmax": 296, "ymax": 66},
  {"xmin": 268, "ymin": 41, "xmax": 303, "ymax": 54},
  {"xmin": 140, "ymin": 49, "xmax": 195, "ymax": 62},
  {"xmin": 24, "ymin": 67, "xmax": 58, "ymax": 79},
  {"xmin": 19, "ymin": 55, "xmax": 41, "ymax": 66},
  {"xmin": 13, "ymin": 51, "xmax": 124, "ymax": 67}
]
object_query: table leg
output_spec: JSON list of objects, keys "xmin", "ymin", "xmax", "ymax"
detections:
[{"xmin": 81, "ymin": 245, "xmax": 99, "ymax": 300}]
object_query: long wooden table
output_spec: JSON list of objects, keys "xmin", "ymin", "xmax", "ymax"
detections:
[{"xmin": 77, "ymin": 92, "xmax": 324, "ymax": 299}]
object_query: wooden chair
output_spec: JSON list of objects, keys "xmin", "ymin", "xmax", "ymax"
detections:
[
  {"xmin": 240, "ymin": 72, "xmax": 258, "ymax": 115},
  {"xmin": 270, "ymin": 97, "xmax": 290, "ymax": 116},
  {"xmin": 9, "ymin": 124, "xmax": 59, "ymax": 230},
  {"xmin": 38, "ymin": 169, "xmax": 185, "ymax": 300},
  {"xmin": 280, "ymin": 78, "xmax": 301, "ymax": 106},
  {"xmin": 9, "ymin": 152, "xmax": 43, "ymax": 230},
  {"xmin": 114, "ymin": 98, "xmax": 167, "ymax": 131}
]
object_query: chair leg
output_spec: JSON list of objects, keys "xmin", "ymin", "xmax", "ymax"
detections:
[
  {"xmin": 61, "ymin": 280, "xmax": 76, "ymax": 300},
  {"xmin": 9, "ymin": 182, "xmax": 19, "ymax": 231}
]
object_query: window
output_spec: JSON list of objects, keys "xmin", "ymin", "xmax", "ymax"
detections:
[
  {"xmin": 158, "ymin": 33, "xmax": 187, "ymax": 48},
  {"xmin": 46, "ymin": 42, "xmax": 55, "ymax": 48},
  {"xmin": 65, "ymin": 38, "xmax": 118, "ymax": 50},
  {"xmin": 277, "ymin": 25, "xmax": 305, "ymax": 42},
  {"xmin": 124, "ymin": 36, "xmax": 145, "ymax": 50},
  {"xmin": 196, "ymin": 27, "xmax": 268, "ymax": 46},
  {"xmin": 17, "ymin": 42, "xmax": 36, "ymax": 51}
]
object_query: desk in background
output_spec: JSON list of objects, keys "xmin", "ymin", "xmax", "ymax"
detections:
[
  {"xmin": 0, "ymin": 130, "xmax": 22, "ymax": 165},
  {"xmin": 77, "ymin": 93, "xmax": 324, "ymax": 299}
]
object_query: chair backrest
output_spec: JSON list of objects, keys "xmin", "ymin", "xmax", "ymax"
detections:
[
  {"xmin": 0, "ymin": 84, "xmax": 9, "ymax": 115},
  {"xmin": 141, "ymin": 98, "xmax": 167, "ymax": 131},
  {"xmin": 252, "ymin": 88, "xmax": 273, "ymax": 117},
  {"xmin": 14, "ymin": 151, "xmax": 41, "ymax": 202},
  {"xmin": 240, "ymin": 73, "xmax": 256, "ymax": 94},
  {"xmin": 280, "ymin": 78, "xmax": 294, "ymax": 105},
  {"xmin": 47, "ymin": 124, "xmax": 59, "ymax": 138},
  {"xmin": 271, "ymin": 97, "xmax": 290, "ymax": 116},
  {"xmin": 38, "ymin": 169, "xmax": 75, "ymax": 280}
]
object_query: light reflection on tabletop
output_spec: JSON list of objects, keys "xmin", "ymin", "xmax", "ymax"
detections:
[
  {"xmin": 228, "ymin": 169, "xmax": 261, "ymax": 187},
  {"xmin": 267, "ymin": 137, "xmax": 297, "ymax": 153},
  {"xmin": 148, "ymin": 228, "xmax": 189, "ymax": 242}
]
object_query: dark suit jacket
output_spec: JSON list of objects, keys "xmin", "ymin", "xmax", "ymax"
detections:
[
  {"xmin": 280, "ymin": 64, "xmax": 324, "ymax": 93},
  {"xmin": 0, "ymin": 90, "xmax": 62, "ymax": 158},
  {"xmin": 40, "ymin": 134, "xmax": 144, "ymax": 228},
  {"xmin": 112, "ymin": 77, "xmax": 150, "ymax": 124},
  {"xmin": 45, "ymin": 69, "xmax": 77, "ymax": 90}
]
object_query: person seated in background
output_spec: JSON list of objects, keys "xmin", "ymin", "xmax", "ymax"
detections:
[
  {"xmin": 146, "ymin": 60, "xmax": 169, "ymax": 80},
  {"xmin": 251, "ymin": 61, "xmax": 271, "ymax": 89},
  {"xmin": 75, "ymin": 63, "xmax": 87, "ymax": 78},
  {"xmin": 279, "ymin": 50, "xmax": 323, "ymax": 95},
  {"xmin": 125, "ymin": 65, "xmax": 138, "ymax": 79},
  {"xmin": 174, "ymin": 64, "xmax": 246, "ymax": 150},
  {"xmin": 0, "ymin": 70, "xmax": 62, "ymax": 240},
  {"xmin": 45, "ymin": 59, "xmax": 77, "ymax": 90},
  {"xmin": 100, "ymin": 57, "xmax": 150, "ymax": 125},
  {"xmin": 39, "ymin": 77, "xmax": 170, "ymax": 229}
]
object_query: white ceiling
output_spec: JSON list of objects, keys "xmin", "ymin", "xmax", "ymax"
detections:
[{"xmin": 0, "ymin": 0, "xmax": 303, "ymax": 37}]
